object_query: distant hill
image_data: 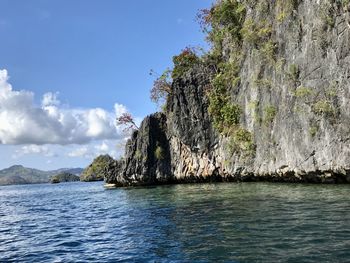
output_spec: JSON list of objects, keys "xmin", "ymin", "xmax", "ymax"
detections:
[
  {"xmin": 51, "ymin": 167, "xmax": 84, "ymax": 176},
  {"xmin": 0, "ymin": 165, "xmax": 83, "ymax": 186}
]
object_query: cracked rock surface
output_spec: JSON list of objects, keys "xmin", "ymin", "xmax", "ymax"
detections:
[{"xmin": 105, "ymin": 1, "xmax": 350, "ymax": 186}]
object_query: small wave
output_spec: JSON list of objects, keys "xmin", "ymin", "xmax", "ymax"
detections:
[{"xmin": 56, "ymin": 241, "xmax": 83, "ymax": 248}]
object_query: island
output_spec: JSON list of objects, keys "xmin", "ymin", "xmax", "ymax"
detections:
[
  {"xmin": 50, "ymin": 172, "xmax": 80, "ymax": 184},
  {"xmin": 0, "ymin": 165, "xmax": 83, "ymax": 185},
  {"xmin": 80, "ymin": 155, "xmax": 115, "ymax": 182}
]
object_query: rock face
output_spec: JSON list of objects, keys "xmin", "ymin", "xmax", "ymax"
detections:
[
  {"xmin": 106, "ymin": 0, "xmax": 350, "ymax": 185},
  {"xmin": 105, "ymin": 113, "xmax": 172, "ymax": 186}
]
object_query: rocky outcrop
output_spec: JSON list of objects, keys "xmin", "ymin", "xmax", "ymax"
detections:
[
  {"xmin": 50, "ymin": 173, "xmax": 80, "ymax": 183},
  {"xmin": 105, "ymin": 0, "xmax": 350, "ymax": 186},
  {"xmin": 80, "ymin": 155, "xmax": 114, "ymax": 182},
  {"xmin": 105, "ymin": 113, "xmax": 172, "ymax": 185}
]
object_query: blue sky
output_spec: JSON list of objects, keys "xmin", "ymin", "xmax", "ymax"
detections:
[{"xmin": 0, "ymin": 0, "xmax": 213, "ymax": 170}]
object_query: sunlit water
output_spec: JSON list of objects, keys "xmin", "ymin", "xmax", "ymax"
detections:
[{"xmin": 0, "ymin": 182, "xmax": 350, "ymax": 262}]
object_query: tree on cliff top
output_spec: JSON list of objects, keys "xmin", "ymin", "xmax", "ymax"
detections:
[
  {"xmin": 150, "ymin": 47, "xmax": 201, "ymax": 107},
  {"xmin": 149, "ymin": 69, "xmax": 172, "ymax": 106},
  {"xmin": 116, "ymin": 112, "xmax": 139, "ymax": 131}
]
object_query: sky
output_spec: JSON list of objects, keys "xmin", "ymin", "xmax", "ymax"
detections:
[{"xmin": 0, "ymin": 0, "xmax": 213, "ymax": 170}]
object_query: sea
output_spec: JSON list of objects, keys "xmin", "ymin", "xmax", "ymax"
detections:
[{"xmin": 0, "ymin": 181, "xmax": 350, "ymax": 262}]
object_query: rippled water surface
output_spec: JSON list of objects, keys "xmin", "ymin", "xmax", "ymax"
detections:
[{"xmin": 1, "ymin": 182, "xmax": 350, "ymax": 262}]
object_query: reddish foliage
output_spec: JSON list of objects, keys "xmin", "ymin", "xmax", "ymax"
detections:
[
  {"xmin": 116, "ymin": 113, "xmax": 138, "ymax": 131},
  {"xmin": 171, "ymin": 47, "xmax": 200, "ymax": 79},
  {"xmin": 149, "ymin": 69, "xmax": 172, "ymax": 105},
  {"xmin": 150, "ymin": 79, "xmax": 171, "ymax": 104},
  {"xmin": 196, "ymin": 8, "xmax": 213, "ymax": 31},
  {"xmin": 179, "ymin": 47, "xmax": 197, "ymax": 57}
]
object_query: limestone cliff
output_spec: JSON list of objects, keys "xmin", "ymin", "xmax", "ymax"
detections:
[{"xmin": 105, "ymin": 0, "xmax": 350, "ymax": 185}]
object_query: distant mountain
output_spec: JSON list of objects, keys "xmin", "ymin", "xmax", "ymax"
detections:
[
  {"xmin": 0, "ymin": 165, "xmax": 83, "ymax": 186},
  {"xmin": 50, "ymin": 167, "xmax": 84, "ymax": 176}
]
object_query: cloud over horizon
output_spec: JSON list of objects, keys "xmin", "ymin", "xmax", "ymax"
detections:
[
  {"xmin": 0, "ymin": 69, "xmax": 130, "ymax": 146},
  {"xmin": 13, "ymin": 144, "xmax": 56, "ymax": 159}
]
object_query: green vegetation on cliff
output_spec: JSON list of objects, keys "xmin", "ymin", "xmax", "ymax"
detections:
[
  {"xmin": 150, "ymin": 0, "xmax": 346, "ymax": 160},
  {"xmin": 80, "ymin": 155, "xmax": 114, "ymax": 182},
  {"xmin": 198, "ymin": 0, "xmax": 256, "ymax": 157},
  {"xmin": 105, "ymin": 0, "xmax": 350, "ymax": 186}
]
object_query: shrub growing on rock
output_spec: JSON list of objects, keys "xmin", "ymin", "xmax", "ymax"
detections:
[
  {"xmin": 263, "ymin": 105, "xmax": 277, "ymax": 125},
  {"xmin": 229, "ymin": 128, "xmax": 256, "ymax": 157},
  {"xmin": 294, "ymin": 86, "xmax": 313, "ymax": 98},
  {"xmin": 171, "ymin": 47, "xmax": 200, "ymax": 80},
  {"xmin": 154, "ymin": 145, "xmax": 164, "ymax": 160},
  {"xmin": 313, "ymin": 100, "xmax": 335, "ymax": 116},
  {"xmin": 150, "ymin": 69, "xmax": 172, "ymax": 105}
]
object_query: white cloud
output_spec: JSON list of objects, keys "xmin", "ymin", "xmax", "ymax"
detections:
[
  {"xmin": 95, "ymin": 141, "xmax": 109, "ymax": 152},
  {"xmin": 42, "ymin": 92, "xmax": 60, "ymax": 107},
  {"xmin": 68, "ymin": 146, "xmax": 90, "ymax": 158},
  {"xmin": 13, "ymin": 144, "xmax": 56, "ymax": 158},
  {"xmin": 0, "ymin": 69, "xmax": 131, "ymax": 145},
  {"xmin": 67, "ymin": 139, "xmax": 125, "ymax": 160}
]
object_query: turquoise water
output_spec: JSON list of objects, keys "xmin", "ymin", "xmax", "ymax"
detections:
[{"xmin": 0, "ymin": 182, "xmax": 350, "ymax": 262}]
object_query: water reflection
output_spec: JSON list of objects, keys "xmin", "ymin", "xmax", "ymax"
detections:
[{"xmin": 121, "ymin": 183, "xmax": 350, "ymax": 262}]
